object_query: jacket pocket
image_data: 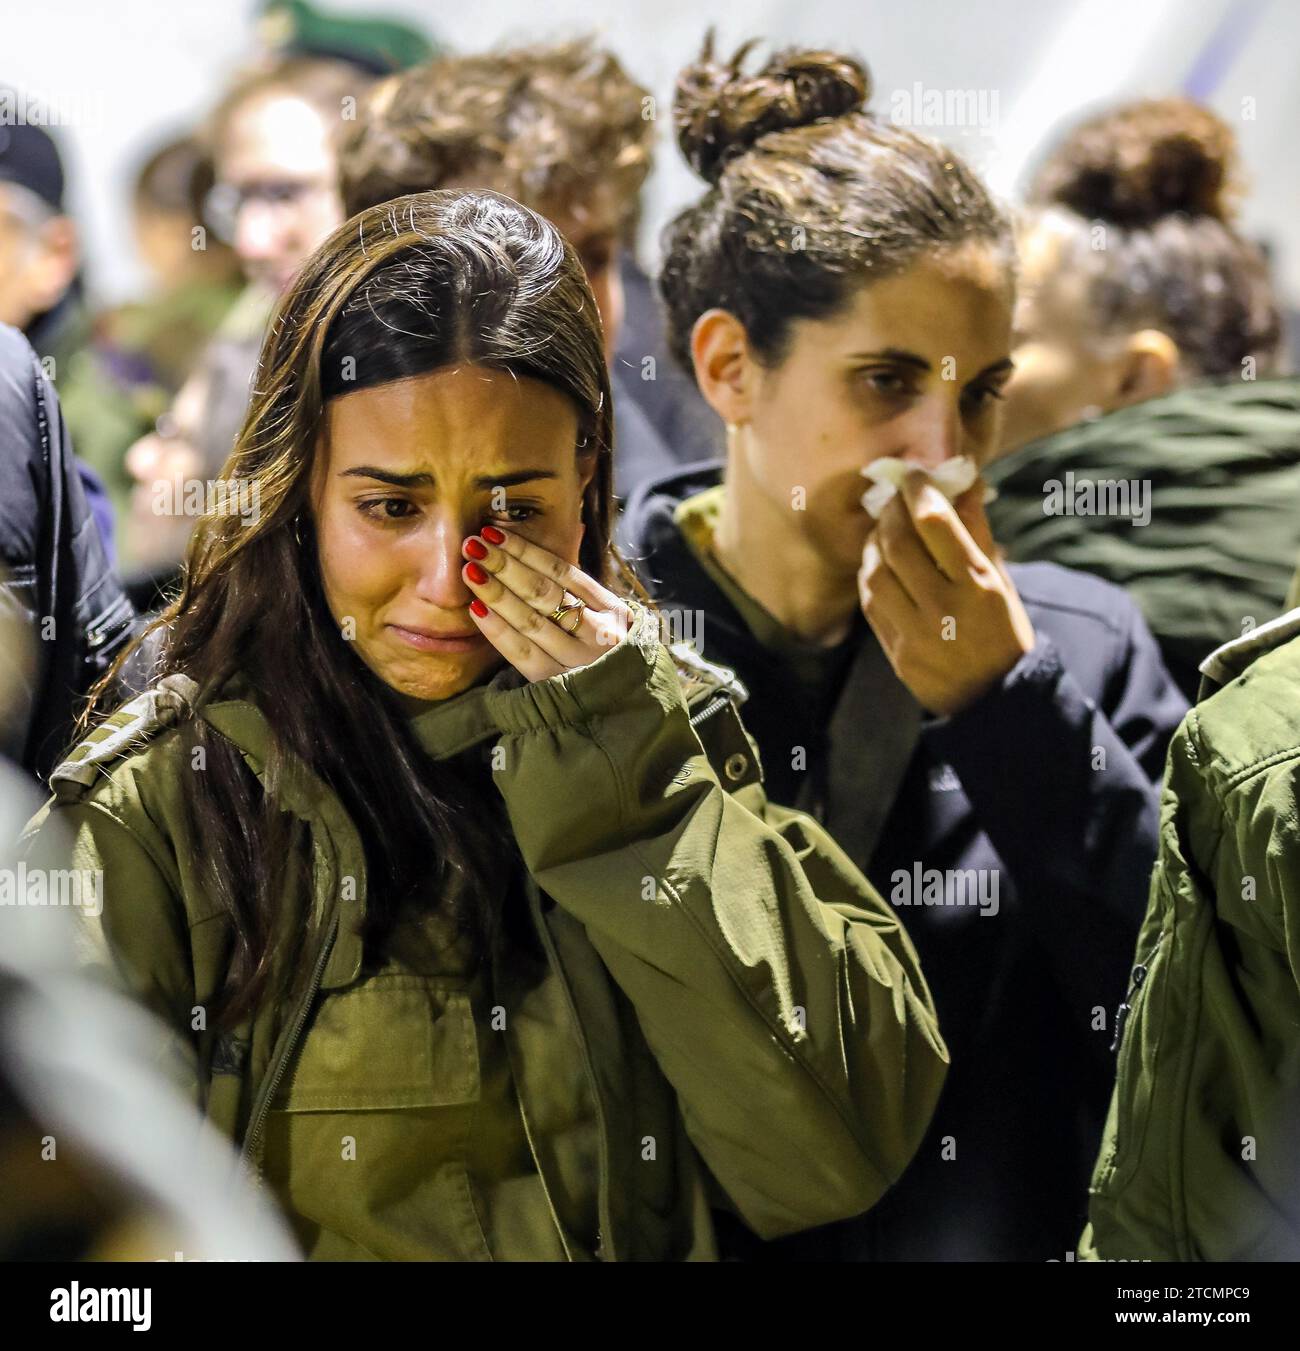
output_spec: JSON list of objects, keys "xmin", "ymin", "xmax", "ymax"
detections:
[
  {"xmin": 1092, "ymin": 925, "xmax": 1171, "ymax": 1193},
  {"xmin": 271, "ymin": 973, "xmax": 480, "ymax": 1112},
  {"xmin": 262, "ymin": 972, "xmax": 494, "ymax": 1259}
]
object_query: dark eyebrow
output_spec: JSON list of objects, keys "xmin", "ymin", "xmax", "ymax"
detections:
[
  {"xmin": 971, "ymin": 357, "xmax": 1015, "ymax": 382},
  {"xmin": 339, "ymin": 466, "xmax": 434, "ymax": 488},
  {"xmin": 848, "ymin": 352, "xmax": 1016, "ymax": 383},
  {"xmin": 338, "ymin": 467, "xmax": 560, "ymax": 490},
  {"xmin": 848, "ymin": 348, "xmax": 932, "ymax": 372},
  {"xmin": 474, "ymin": 469, "xmax": 560, "ymax": 490}
]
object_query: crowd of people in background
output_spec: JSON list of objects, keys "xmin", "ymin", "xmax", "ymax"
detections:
[{"xmin": 2, "ymin": 0, "xmax": 1299, "ymax": 1265}]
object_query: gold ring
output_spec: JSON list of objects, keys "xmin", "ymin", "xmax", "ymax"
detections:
[{"xmin": 549, "ymin": 598, "xmax": 586, "ymax": 634}]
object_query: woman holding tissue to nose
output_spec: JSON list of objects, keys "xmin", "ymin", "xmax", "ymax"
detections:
[{"xmin": 623, "ymin": 36, "xmax": 1188, "ymax": 1262}]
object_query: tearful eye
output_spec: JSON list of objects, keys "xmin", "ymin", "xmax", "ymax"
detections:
[
  {"xmin": 357, "ymin": 497, "xmax": 418, "ymax": 523},
  {"xmin": 492, "ymin": 504, "xmax": 541, "ymax": 525}
]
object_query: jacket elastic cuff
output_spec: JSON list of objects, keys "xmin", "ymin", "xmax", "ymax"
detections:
[
  {"xmin": 483, "ymin": 601, "xmax": 668, "ymax": 736},
  {"xmin": 927, "ymin": 634, "xmax": 1065, "ymax": 738}
]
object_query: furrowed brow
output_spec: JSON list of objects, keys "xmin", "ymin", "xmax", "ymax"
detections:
[
  {"xmin": 471, "ymin": 470, "xmax": 560, "ymax": 490},
  {"xmin": 338, "ymin": 467, "xmax": 561, "ymax": 490},
  {"xmin": 339, "ymin": 467, "xmax": 435, "ymax": 488}
]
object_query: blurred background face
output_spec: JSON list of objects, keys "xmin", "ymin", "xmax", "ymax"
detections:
[
  {"xmin": 998, "ymin": 216, "xmax": 1184, "ymax": 456},
  {"xmin": 998, "ymin": 221, "xmax": 1119, "ymax": 453},
  {"xmin": 0, "ymin": 184, "xmax": 77, "ymax": 330},
  {"xmin": 213, "ymin": 92, "xmax": 342, "ymax": 295},
  {"xmin": 311, "ymin": 364, "xmax": 593, "ymax": 704},
  {"xmin": 132, "ymin": 194, "xmax": 237, "ymax": 294},
  {"xmin": 735, "ymin": 240, "xmax": 1014, "ymax": 578},
  {"xmin": 132, "ymin": 203, "xmax": 198, "ymax": 292}
]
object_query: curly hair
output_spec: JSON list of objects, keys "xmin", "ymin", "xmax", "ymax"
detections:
[
  {"xmin": 337, "ymin": 38, "xmax": 654, "ymax": 235},
  {"xmin": 1026, "ymin": 97, "xmax": 1283, "ymax": 379}
]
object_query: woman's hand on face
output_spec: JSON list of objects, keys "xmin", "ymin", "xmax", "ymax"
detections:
[
  {"xmin": 857, "ymin": 468, "xmax": 1036, "ymax": 717},
  {"xmin": 461, "ymin": 527, "xmax": 634, "ymax": 682}
]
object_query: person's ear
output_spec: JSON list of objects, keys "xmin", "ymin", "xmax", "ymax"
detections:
[
  {"xmin": 1111, "ymin": 329, "xmax": 1179, "ymax": 407},
  {"xmin": 570, "ymin": 450, "xmax": 598, "ymax": 554},
  {"xmin": 576, "ymin": 448, "xmax": 598, "ymax": 499},
  {"xmin": 28, "ymin": 216, "xmax": 79, "ymax": 314},
  {"xmin": 690, "ymin": 309, "xmax": 758, "ymax": 427}
]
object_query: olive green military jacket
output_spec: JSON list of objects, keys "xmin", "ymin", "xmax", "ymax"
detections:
[
  {"xmin": 1081, "ymin": 608, "xmax": 1300, "ymax": 1261},
  {"xmin": 986, "ymin": 377, "xmax": 1300, "ymax": 701},
  {"xmin": 23, "ymin": 603, "xmax": 947, "ymax": 1261}
]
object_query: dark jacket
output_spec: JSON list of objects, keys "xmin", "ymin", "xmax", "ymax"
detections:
[
  {"xmin": 25, "ymin": 284, "xmax": 153, "ymax": 565},
  {"xmin": 609, "ymin": 255, "xmax": 720, "ymax": 504},
  {"xmin": 0, "ymin": 324, "xmax": 136, "ymax": 780},
  {"xmin": 985, "ymin": 378, "xmax": 1300, "ymax": 702},
  {"xmin": 624, "ymin": 462, "xmax": 1189, "ymax": 1260}
]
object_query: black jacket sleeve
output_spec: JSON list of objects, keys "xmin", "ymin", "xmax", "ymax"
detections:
[
  {"xmin": 925, "ymin": 592, "xmax": 1188, "ymax": 1036},
  {"xmin": 0, "ymin": 324, "xmax": 136, "ymax": 780}
]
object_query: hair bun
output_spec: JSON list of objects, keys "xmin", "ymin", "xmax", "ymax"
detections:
[
  {"xmin": 1031, "ymin": 97, "xmax": 1237, "ymax": 226},
  {"xmin": 674, "ymin": 32, "xmax": 870, "ymax": 186}
]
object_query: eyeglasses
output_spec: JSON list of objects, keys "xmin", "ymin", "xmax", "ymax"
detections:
[{"xmin": 204, "ymin": 178, "xmax": 334, "ymax": 242}]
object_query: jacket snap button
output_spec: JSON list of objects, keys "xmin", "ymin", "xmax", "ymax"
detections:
[{"xmin": 723, "ymin": 753, "xmax": 748, "ymax": 782}]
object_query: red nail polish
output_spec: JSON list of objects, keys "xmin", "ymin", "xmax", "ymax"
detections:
[
  {"xmin": 480, "ymin": 525, "xmax": 506, "ymax": 545},
  {"xmin": 464, "ymin": 537, "xmax": 488, "ymax": 560},
  {"xmin": 465, "ymin": 561, "xmax": 488, "ymax": 585},
  {"xmin": 469, "ymin": 598, "xmax": 489, "ymax": 618}
]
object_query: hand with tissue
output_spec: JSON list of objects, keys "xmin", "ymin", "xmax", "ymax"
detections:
[
  {"xmin": 857, "ymin": 460, "xmax": 1036, "ymax": 717},
  {"xmin": 860, "ymin": 455, "xmax": 989, "ymax": 521}
]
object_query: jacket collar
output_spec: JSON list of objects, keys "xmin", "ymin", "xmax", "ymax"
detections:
[
  {"xmin": 201, "ymin": 661, "xmax": 523, "ymax": 767},
  {"xmin": 406, "ymin": 662, "xmax": 528, "ymax": 759},
  {"xmin": 620, "ymin": 460, "xmax": 753, "ymax": 649},
  {"xmin": 624, "ymin": 463, "xmax": 867, "ymax": 705},
  {"xmin": 1198, "ymin": 606, "xmax": 1300, "ymax": 699}
]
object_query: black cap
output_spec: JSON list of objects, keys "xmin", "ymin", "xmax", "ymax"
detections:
[{"xmin": 0, "ymin": 117, "xmax": 65, "ymax": 212}]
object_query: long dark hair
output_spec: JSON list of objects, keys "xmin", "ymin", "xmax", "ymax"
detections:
[{"xmin": 87, "ymin": 189, "xmax": 632, "ymax": 1027}]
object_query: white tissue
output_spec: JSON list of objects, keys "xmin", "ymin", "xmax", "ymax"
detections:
[{"xmin": 859, "ymin": 455, "xmax": 995, "ymax": 519}]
